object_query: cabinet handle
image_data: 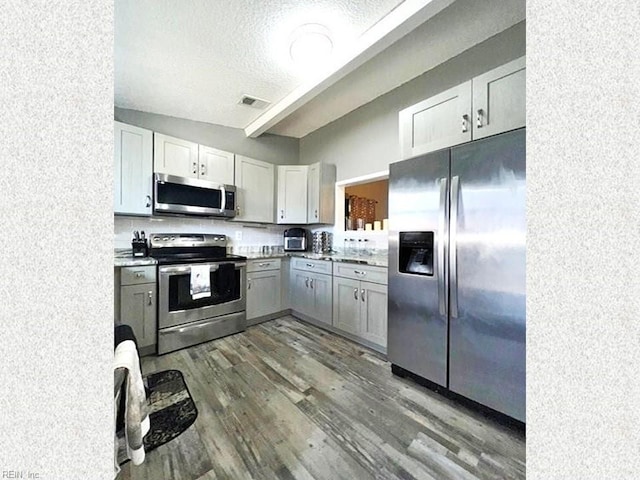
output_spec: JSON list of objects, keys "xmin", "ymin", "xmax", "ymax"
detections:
[
  {"xmin": 305, "ymin": 278, "xmax": 309, "ymax": 287},
  {"xmin": 361, "ymin": 289, "xmax": 365, "ymax": 302},
  {"xmin": 353, "ymin": 288, "xmax": 358, "ymax": 300},
  {"xmin": 145, "ymin": 195, "xmax": 151, "ymax": 208},
  {"xmin": 192, "ymin": 162, "xmax": 197, "ymax": 174},
  {"xmin": 248, "ymin": 279, "xmax": 251, "ymax": 290},
  {"xmin": 462, "ymin": 114, "xmax": 469, "ymax": 133},
  {"xmin": 201, "ymin": 163, "xmax": 206, "ymax": 175},
  {"xmin": 315, "ymin": 209, "xmax": 318, "ymax": 218},
  {"xmin": 476, "ymin": 109, "xmax": 483, "ymax": 128},
  {"xmin": 147, "ymin": 291, "xmax": 153, "ymax": 306},
  {"xmin": 280, "ymin": 209, "xmax": 284, "ymax": 219},
  {"xmin": 310, "ymin": 279, "xmax": 314, "ymax": 289},
  {"xmin": 236, "ymin": 206, "xmax": 241, "ymax": 216}
]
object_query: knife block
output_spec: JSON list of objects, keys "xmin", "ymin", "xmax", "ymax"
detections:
[{"xmin": 131, "ymin": 240, "xmax": 148, "ymax": 257}]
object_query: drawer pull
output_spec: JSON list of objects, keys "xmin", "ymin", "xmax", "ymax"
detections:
[
  {"xmin": 258, "ymin": 262, "xmax": 271, "ymax": 267},
  {"xmin": 135, "ymin": 272, "xmax": 144, "ymax": 278},
  {"xmin": 353, "ymin": 270, "xmax": 366, "ymax": 276},
  {"xmin": 306, "ymin": 263, "xmax": 315, "ymax": 268}
]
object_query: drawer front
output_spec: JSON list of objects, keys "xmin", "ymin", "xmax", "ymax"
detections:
[
  {"xmin": 291, "ymin": 257, "xmax": 332, "ymax": 274},
  {"xmin": 247, "ymin": 258, "xmax": 282, "ymax": 273},
  {"xmin": 120, "ymin": 265, "xmax": 156, "ymax": 285},
  {"xmin": 332, "ymin": 262, "xmax": 387, "ymax": 285}
]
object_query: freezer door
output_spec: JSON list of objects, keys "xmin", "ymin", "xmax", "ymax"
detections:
[
  {"xmin": 388, "ymin": 149, "xmax": 449, "ymax": 387},
  {"xmin": 448, "ymin": 128, "xmax": 526, "ymax": 421}
]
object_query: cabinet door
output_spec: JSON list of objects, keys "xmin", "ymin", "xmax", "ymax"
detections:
[
  {"xmin": 399, "ymin": 81, "xmax": 472, "ymax": 159},
  {"xmin": 277, "ymin": 165, "xmax": 308, "ymax": 224},
  {"xmin": 291, "ymin": 270, "xmax": 311, "ymax": 317},
  {"xmin": 332, "ymin": 277, "xmax": 361, "ymax": 335},
  {"xmin": 247, "ymin": 269, "xmax": 282, "ymax": 320},
  {"xmin": 309, "ymin": 273, "xmax": 332, "ymax": 326},
  {"xmin": 234, "ymin": 155, "xmax": 275, "ymax": 223},
  {"xmin": 198, "ymin": 145, "xmax": 235, "ymax": 185},
  {"xmin": 120, "ymin": 283, "xmax": 157, "ymax": 350},
  {"xmin": 361, "ymin": 282, "xmax": 388, "ymax": 348},
  {"xmin": 472, "ymin": 56, "xmax": 525, "ymax": 140},
  {"xmin": 307, "ymin": 163, "xmax": 320, "ymax": 223},
  {"xmin": 307, "ymin": 162, "xmax": 336, "ymax": 224},
  {"xmin": 153, "ymin": 133, "xmax": 199, "ymax": 178},
  {"xmin": 114, "ymin": 122, "xmax": 153, "ymax": 215}
]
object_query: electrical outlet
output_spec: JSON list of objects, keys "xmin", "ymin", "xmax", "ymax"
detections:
[{"xmin": 235, "ymin": 231, "xmax": 242, "ymax": 241}]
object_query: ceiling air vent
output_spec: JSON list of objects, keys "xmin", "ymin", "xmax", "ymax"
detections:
[{"xmin": 238, "ymin": 94, "xmax": 270, "ymax": 109}]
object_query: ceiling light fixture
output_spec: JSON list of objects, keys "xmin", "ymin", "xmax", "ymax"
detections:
[{"xmin": 289, "ymin": 23, "xmax": 333, "ymax": 66}]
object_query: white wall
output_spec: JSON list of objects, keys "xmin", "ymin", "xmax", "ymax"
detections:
[{"xmin": 299, "ymin": 21, "xmax": 526, "ymax": 181}]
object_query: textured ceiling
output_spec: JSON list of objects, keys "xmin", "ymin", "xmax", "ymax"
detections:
[
  {"xmin": 115, "ymin": 0, "xmax": 403, "ymax": 130},
  {"xmin": 116, "ymin": 0, "xmax": 526, "ymax": 139}
]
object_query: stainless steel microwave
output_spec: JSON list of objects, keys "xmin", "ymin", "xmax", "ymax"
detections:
[{"xmin": 154, "ymin": 173, "xmax": 236, "ymax": 218}]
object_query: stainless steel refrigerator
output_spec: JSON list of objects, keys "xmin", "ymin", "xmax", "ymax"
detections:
[{"xmin": 388, "ymin": 128, "xmax": 525, "ymax": 422}]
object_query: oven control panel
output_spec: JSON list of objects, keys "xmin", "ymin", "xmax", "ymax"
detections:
[{"xmin": 150, "ymin": 233, "xmax": 227, "ymax": 248}]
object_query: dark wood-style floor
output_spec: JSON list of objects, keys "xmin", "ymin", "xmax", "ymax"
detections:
[{"xmin": 118, "ymin": 316, "xmax": 525, "ymax": 480}]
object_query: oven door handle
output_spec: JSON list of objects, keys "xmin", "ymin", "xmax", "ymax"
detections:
[{"xmin": 159, "ymin": 262, "xmax": 246, "ymax": 274}]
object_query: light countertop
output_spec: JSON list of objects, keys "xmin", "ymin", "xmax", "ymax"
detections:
[
  {"xmin": 114, "ymin": 250, "xmax": 388, "ymax": 268},
  {"xmin": 245, "ymin": 252, "xmax": 388, "ymax": 268}
]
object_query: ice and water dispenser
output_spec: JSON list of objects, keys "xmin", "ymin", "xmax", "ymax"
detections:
[{"xmin": 398, "ymin": 232, "xmax": 434, "ymax": 276}]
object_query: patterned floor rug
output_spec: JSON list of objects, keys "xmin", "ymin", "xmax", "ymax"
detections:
[{"xmin": 118, "ymin": 369, "xmax": 198, "ymax": 464}]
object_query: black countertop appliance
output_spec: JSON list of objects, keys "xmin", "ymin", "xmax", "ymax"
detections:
[{"xmin": 283, "ymin": 228, "xmax": 308, "ymax": 252}]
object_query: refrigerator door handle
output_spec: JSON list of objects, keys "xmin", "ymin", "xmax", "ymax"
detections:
[
  {"xmin": 450, "ymin": 175, "xmax": 460, "ymax": 318},
  {"xmin": 438, "ymin": 177, "xmax": 448, "ymax": 316}
]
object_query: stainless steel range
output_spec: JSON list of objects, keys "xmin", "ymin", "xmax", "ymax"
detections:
[{"xmin": 149, "ymin": 233, "xmax": 246, "ymax": 355}]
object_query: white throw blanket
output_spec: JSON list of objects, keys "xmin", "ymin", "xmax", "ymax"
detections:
[{"xmin": 114, "ymin": 338, "xmax": 150, "ymax": 476}]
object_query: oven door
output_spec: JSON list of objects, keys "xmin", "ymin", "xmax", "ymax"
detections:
[{"xmin": 158, "ymin": 261, "xmax": 246, "ymax": 329}]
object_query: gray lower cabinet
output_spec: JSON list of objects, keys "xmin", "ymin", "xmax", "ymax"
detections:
[
  {"xmin": 333, "ymin": 277, "xmax": 388, "ymax": 349},
  {"xmin": 290, "ymin": 260, "xmax": 332, "ymax": 326},
  {"xmin": 118, "ymin": 266, "xmax": 157, "ymax": 355},
  {"xmin": 332, "ymin": 263, "xmax": 388, "ymax": 350},
  {"xmin": 247, "ymin": 269, "xmax": 282, "ymax": 320}
]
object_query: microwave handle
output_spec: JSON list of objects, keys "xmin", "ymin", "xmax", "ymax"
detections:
[{"xmin": 220, "ymin": 185, "xmax": 226, "ymax": 212}]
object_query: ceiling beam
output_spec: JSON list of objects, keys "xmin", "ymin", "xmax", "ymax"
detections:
[{"xmin": 243, "ymin": 0, "xmax": 456, "ymax": 138}]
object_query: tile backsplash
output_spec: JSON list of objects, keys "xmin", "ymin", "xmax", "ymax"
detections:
[
  {"xmin": 114, "ymin": 215, "xmax": 287, "ymax": 250},
  {"xmin": 115, "ymin": 216, "xmax": 389, "ymax": 254}
]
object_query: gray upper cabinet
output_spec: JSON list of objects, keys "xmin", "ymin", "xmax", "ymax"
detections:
[
  {"xmin": 198, "ymin": 145, "xmax": 235, "ymax": 185},
  {"xmin": 399, "ymin": 81, "xmax": 472, "ymax": 160},
  {"xmin": 276, "ymin": 165, "xmax": 308, "ymax": 224},
  {"xmin": 472, "ymin": 56, "xmax": 526, "ymax": 140},
  {"xmin": 307, "ymin": 162, "xmax": 336, "ymax": 225},
  {"xmin": 400, "ymin": 56, "xmax": 525, "ymax": 159},
  {"xmin": 154, "ymin": 133, "xmax": 235, "ymax": 184},
  {"xmin": 114, "ymin": 121, "xmax": 153, "ymax": 216},
  {"xmin": 153, "ymin": 133, "xmax": 199, "ymax": 178},
  {"xmin": 276, "ymin": 162, "xmax": 336, "ymax": 225},
  {"xmin": 233, "ymin": 155, "xmax": 275, "ymax": 223}
]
